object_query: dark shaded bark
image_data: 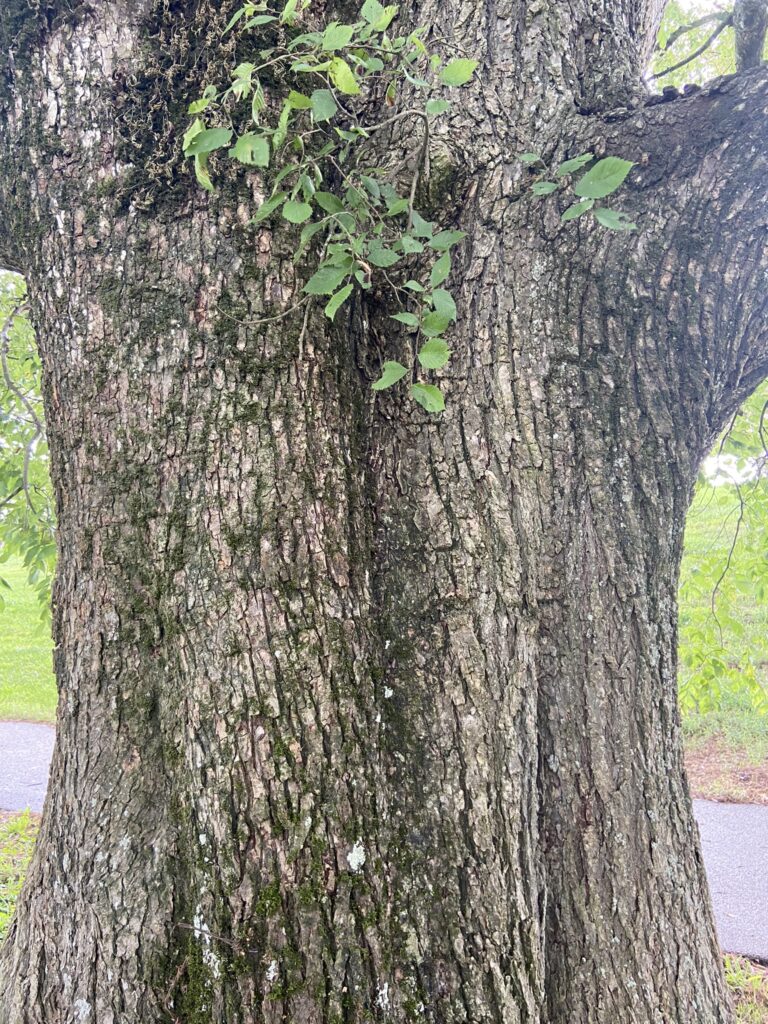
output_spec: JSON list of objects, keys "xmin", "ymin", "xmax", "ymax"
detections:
[
  {"xmin": 734, "ymin": 0, "xmax": 768, "ymax": 70},
  {"xmin": 0, "ymin": 0, "xmax": 767, "ymax": 1021}
]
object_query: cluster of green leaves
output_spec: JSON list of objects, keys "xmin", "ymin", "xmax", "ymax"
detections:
[
  {"xmin": 0, "ymin": 273, "xmax": 56, "ymax": 614},
  {"xmin": 183, "ymin": 0, "xmax": 479, "ymax": 412},
  {"xmin": 679, "ymin": 381, "xmax": 768, "ymax": 716},
  {"xmin": 520, "ymin": 152, "xmax": 637, "ymax": 231},
  {"xmin": 651, "ymin": 1, "xmax": 736, "ymax": 89}
]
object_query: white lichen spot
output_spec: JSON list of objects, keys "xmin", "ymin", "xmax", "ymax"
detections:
[
  {"xmin": 376, "ymin": 983, "xmax": 390, "ymax": 1012},
  {"xmin": 73, "ymin": 999, "xmax": 92, "ymax": 1021},
  {"xmin": 384, "ymin": 687, "xmax": 394, "ymax": 699},
  {"xmin": 266, "ymin": 959, "xmax": 279, "ymax": 984},
  {"xmin": 346, "ymin": 839, "xmax": 366, "ymax": 873}
]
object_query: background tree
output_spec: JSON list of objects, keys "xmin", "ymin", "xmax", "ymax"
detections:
[{"xmin": 0, "ymin": 2, "xmax": 766, "ymax": 1023}]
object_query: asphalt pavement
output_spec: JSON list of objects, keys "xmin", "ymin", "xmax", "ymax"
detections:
[{"xmin": 0, "ymin": 722, "xmax": 765, "ymax": 960}]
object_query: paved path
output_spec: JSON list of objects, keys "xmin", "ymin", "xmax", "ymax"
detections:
[
  {"xmin": 0, "ymin": 721, "xmax": 55, "ymax": 815},
  {"xmin": 0, "ymin": 723, "xmax": 766, "ymax": 959},
  {"xmin": 694, "ymin": 799, "xmax": 768, "ymax": 963}
]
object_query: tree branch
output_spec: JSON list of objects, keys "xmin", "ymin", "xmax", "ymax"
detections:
[{"xmin": 650, "ymin": 15, "xmax": 733, "ymax": 81}]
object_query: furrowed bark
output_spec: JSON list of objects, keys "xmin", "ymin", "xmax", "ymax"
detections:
[{"xmin": 1, "ymin": 1, "xmax": 766, "ymax": 1022}]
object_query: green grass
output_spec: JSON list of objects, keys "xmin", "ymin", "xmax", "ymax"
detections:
[
  {"xmin": 0, "ymin": 811, "xmax": 38, "ymax": 942},
  {"xmin": 0, "ymin": 558, "xmax": 56, "ymax": 722},
  {"xmin": 679, "ymin": 479, "xmax": 768, "ymax": 753}
]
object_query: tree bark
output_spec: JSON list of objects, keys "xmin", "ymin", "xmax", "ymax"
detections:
[{"xmin": 1, "ymin": 1, "xmax": 766, "ymax": 1022}]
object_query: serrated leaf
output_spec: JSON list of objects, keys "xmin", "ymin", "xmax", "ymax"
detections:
[
  {"xmin": 244, "ymin": 14, "xmax": 277, "ymax": 27},
  {"xmin": 287, "ymin": 89, "xmax": 312, "ymax": 109},
  {"xmin": 421, "ymin": 311, "xmax": 451, "ymax": 337},
  {"xmin": 573, "ymin": 157, "xmax": 635, "ymax": 199},
  {"xmin": 311, "ymin": 89, "xmax": 338, "ymax": 122},
  {"xmin": 325, "ymin": 283, "xmax": 354, "ymax": 320},
  {"xmin": 430, "ymin": 288, "xmax": 457, "ymax": 321},
  {"xmin": 188, "ymin": 96, "xmax": 213, "ymax": 114},
  {"xmin": 532, "ymin": 181, "xmax": 558, "ymax": 196},
  {"xmin": 560, "ymin": 198, "xmax": 594, "ymax": 222},
  {"xmin": 329, "ymin": 57, "xmax": 361, "ymax": 95},
  {"xmin": 184, "ymin": 126, "xmax": 233, "ymax": 155},
  {"xmin": 411, "ymin": 382, "xmax": 445, "ymax": 412},
  {"xmin": 391, "ymin": 311, "xmax": 419, "ymax": 327},
  {"xmin": 385, "ymin": 198, "xmax": 410, "ymax": 217},
  {"xmin": 323, "ymin": 22, "xmax": 356, "ymax": 51},
  {"xmin": 273, "ymin": 102, "xmax": 292, "ymax": 150},
  {"xmin": 252, "ymin": 191, "xmax": 288, "ymax": 223},
  {"xmin": 400, "ymin": 236, "xmax": 424, "ymax": 254},
  {"xmin": 593, "ymin": 207, "xmax": 637, "ymax": 231},
  {"xmin": 360, "ymin": 0, "xmax": 384, "ymax": 23},
  {"xmin": 305, "ymin": 263, "xmax": 352, "ymax": 295},
  {"xmin": 367, "ymin": 243, "xmax": 400, "ymax": 267},
  {"xmin": 426, "ymin": 98, "xmax": 451, "ymax": 115},
  {"xmin": 430, "ymin": 252, "xmax": 451, "ymax": 287},
  {"xmin": 440, "ymin": 59, "xmax": 478, "ymax": 86},
  {"xmin": 372, "ymin": 361, "xmax": 409, "ymax": 390},
  {"xmin": 410, "ymin": 211, "xmax": 433, "ymax": 238},
  {"xmin": 429, "ymin": 229, "xmax": 466, "ymax": 251},
  {"xmin": 283, "ymin": 200, "xmax": 313, "ymax": 223},
  {"xmin": 556, "ymin": 152, "xmax": 593, "ymax": 177},
  {"xmin": 315, "ymin": 191, "xmax": 344, "ymax": 214},
  {"xmin": 418, "ymin": 338, "xmax": 450, "ymax": 369},
  {"xmin": 228, "ymin": 132, "xmax": 270, "ymax": 167}
]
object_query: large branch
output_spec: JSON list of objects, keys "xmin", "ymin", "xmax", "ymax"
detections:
[{"xmin": 560, "ymin": 67, "xmax": 768, "ymax": 453}]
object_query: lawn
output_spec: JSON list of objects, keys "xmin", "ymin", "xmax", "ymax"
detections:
[{"xmin": 0, "ymin": 558, "xmax": 56, "ymax": 723}]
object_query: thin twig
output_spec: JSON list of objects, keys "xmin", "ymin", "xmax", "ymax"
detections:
[
  {"xmin": 655, "ymin": 11, "xmax": 730, "ymax": 55},
  {"xmin": 650, "ymin": 15, "xmax": 732, "ymax": 80}
]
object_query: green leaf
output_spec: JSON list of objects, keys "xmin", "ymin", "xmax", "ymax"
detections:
[
  {"xmin": 440, "ymin": 59, "xmax": 478, "ymax": 86},
  {"xmin": 188, "ymin": 96, "xmax": 213, "ymax": 114},
  {"xmin": 556, "ymin": 152, "xmax": 593, "ymax": 177},
  {"xmin": 324, "ymin": 283, "xmax": 354, "ymax": 320},
  {"xmin": 531, "ymin": 181, "xmax": 558, "ymax": 196},
  {"xmin": 399, "ymin": 236, "xmax": 424, "ymax": 254},
  {"xmin": 418, "ymin": 338, "xmax": 450, "ymax": 369},
  {"xmin": 404, "ymin": 279, "xmax": 425, "ymax": 292},
  {"xmin": 244, "ymin": 14, "xmax": 277, "ymax": 27},
  {"xmin": 560, "ymin": 198, "xmax": 594, "ymax": 222},
  {"xmin": 430, "ymin": 288, "xmax": 457, "ymax": 321},
  {"xmin": 322, "ymin": 22, "xmax": 356, "ymax": 50},
  {"xmin": 194, "ymin": 153, "xmax": 214, "ymax": 191},
  {"xmin": 411, "ymin": 382, "xmax": 445, "ymax": 412},
  {"xmin": 421, "ymin": 311, "xmax": 451, "ymax": 337},
  {"xmin": 372, "ymin": 361, "xmax": 409, "ymax": 390},
  {"xmin": 426, "ymin": 98, "xmax": 451, "ymax": 116},
  {"xmin": 410, "ymin": 211, "xmax": 433, "ymax": 238},
  {"xmin": 391, "ymin": 311, "xmax": 420, "ymax": 327},
  {"xmin": 273, "ymin": 102, "xmax": 292, "ymax": 150},
  {"xmin": 280, "ymin": 0, "xmax": 299, "ymax": 24},
  {"xmin": 429, "ymin": 229, "xmax": 466, "ymax": 251},
  {"xmin": 430, "ymin": 252, "xmax": 451, "ymax": 287},
  {"xmin": 367, "ymin": 243, "xmax": 400, "ymax": 268},
  {"xmin": 224, "ymin": 6, "xmax": 249, "ymax": 34},
  {"xmin": 315, "ymin": 191, "xmax": 344, "ymax": 214},
  {"xmin": 184, "ymin": 126, "xmax": 233, "ymax": 155},
  {"xmin": 592, "ymin": 207, "xmax": 637, "ymax": 231},
  {"xmin": 360, "ymin": 0, "xmax": 385, "ymax": 23},
  {"xmin": 287, "ymin": 89, "xmax": 312, "ymax": 109},
  {"xmin": 519, "ymin": 152, "xmax": 542, "ymax": 164},
  {"xmin": 573, "ymin": 157, "xmax": 635, "ymax": 199},
  {"xmin": 251, "ymin": 191, "xmax": 288, "ymax": 223},
  {"xmin": 329, "ymin": 57, "xmax": 361, "ymax": 95},
  {"xmin": 304, "ymin": 263, "xmax": 352, "ymax": 295},
  {"xmin": 385, "ymin": 198, "xmax": 410, "ymax": 217},
  {"xmin": 311, "ymin": 89, "xmax": 338, "ymax": 122},
  {"xmin": 283, "ymin": 200, "xmax": 313, "ymax": 224},
  {"xmin": 228, "ymin": 132, "xmax": 270, "ymax": 167}
]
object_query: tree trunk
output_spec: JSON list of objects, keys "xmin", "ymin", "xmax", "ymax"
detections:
[{"xmin": 1, "ymin": 1, "xmax": 767, "ymax": 1022}]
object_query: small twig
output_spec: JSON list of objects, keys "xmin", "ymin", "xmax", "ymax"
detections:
[
  {"xmin": 650, "ymin": 15, "xmax": 732, "ymax": 81},
  {"xmin": 215, "ymin": 295, "xmax": 310, "ymax": 327},
  {"xmin": 655, "ymin": 11, "xmax": 730, "ymax": 55}
]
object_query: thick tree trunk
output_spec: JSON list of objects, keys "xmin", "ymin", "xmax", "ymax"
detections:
[{"xmin": 1, "ymin": 1, "xmax": 767, "ymax": 1022}]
